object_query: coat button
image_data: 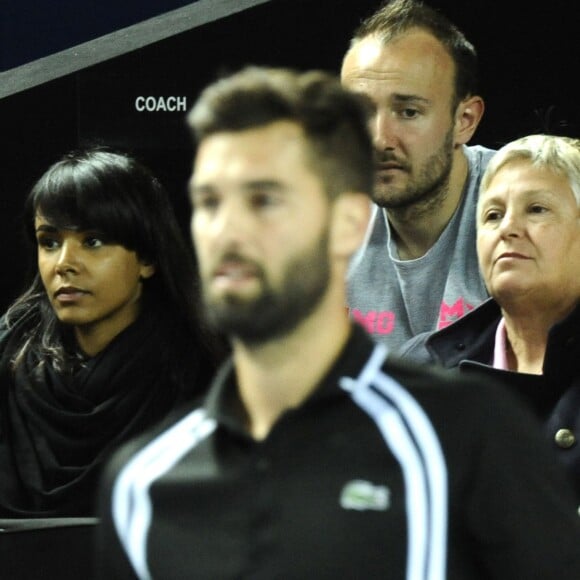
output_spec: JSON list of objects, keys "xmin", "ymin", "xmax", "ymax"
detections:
[{"xmin": 555, "ymin": 428, "xmax": 576, "ymax": 449}]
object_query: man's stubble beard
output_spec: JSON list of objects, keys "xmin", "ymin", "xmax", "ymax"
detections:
[
  {"xmin": 202, "ymin": 229, "xmax": 331, "ymax": 347},
  {"xmin": 373, "ymin": 128, "xmax": 455, "ymax": 217}
]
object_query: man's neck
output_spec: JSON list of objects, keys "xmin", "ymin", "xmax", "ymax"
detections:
[
  {"xmin": 232, "ymin": 296, "xmax": 351, "ymax": 441},
  {"xmin": 388, "ymin": 148, "xmax": 468, "ymax": 260}
]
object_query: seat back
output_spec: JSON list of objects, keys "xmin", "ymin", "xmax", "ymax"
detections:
[{"xmin": 0, "ymin": 517, "xmax": 98, "ymax": 579}]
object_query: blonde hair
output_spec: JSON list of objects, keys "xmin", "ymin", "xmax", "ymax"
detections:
[{"xmin": 479, "ymin": 135, "xmax": 580, "ymax": 214}]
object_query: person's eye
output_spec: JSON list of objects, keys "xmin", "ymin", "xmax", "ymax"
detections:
[
  {"xmin": 529, "ymin": 204, "xmax": 548, "ymax": 214},
  {"xmin": 37, "ymin": 236, "xmax": 59, "ymax": 250},
  {"xmin": 193, "ymin": 193, "xmax": 219, "ymax": 211},
  {"xmin": 483, "ymin": 209, "xmax": 502, "ymax": 222},
  {"xmin": 398, "ymin": 107, "xmax": 420, "ymax": 120},
  {"xmin": 85, "ymin": 236, "xmax": 105, "ymax": 248},
  {"xmin": 251, "ymin": 192, "xmax": 279, "ymax": 209}
]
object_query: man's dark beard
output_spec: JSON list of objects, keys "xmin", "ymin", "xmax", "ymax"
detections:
[
  {"xmin": 374, "ymin": 128, "xmax": 454, "ymax": 211},
  {"xmin": 202, "ymin": 231, "xmax": 331, "ymax": 346}
]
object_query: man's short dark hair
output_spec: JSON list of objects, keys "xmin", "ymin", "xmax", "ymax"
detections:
[
  {"xmin": 187, "ymin": 66, "xmax": 374, "ymax": 199},
  {"xmin": 350, "ymin": 0, "xmax": 479, "ymax": 108}
]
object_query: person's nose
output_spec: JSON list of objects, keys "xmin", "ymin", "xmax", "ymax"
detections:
[
  {"xmin": 210, "ymin": 198, "xmax": 253, "ymax": 247},
  {"xmin": 372, "ymin": 109, "xmax": 398, "ymax": 152},
  {"xmin": 498, "ymin": 209, "xmax": 523, "ymax": 239},
  {"xmin": 54, "ymin": 240, "xmax": 81, "ymax": 276}
]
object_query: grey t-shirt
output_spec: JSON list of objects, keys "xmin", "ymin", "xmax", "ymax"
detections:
[{"xmin": 347, "ymin": 145, "xmax": 495, "ymax": 352}]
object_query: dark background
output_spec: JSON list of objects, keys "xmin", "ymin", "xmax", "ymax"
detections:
[{"xmin": 1, "ymin": 0, "xmax": 577, "ymax": 312}]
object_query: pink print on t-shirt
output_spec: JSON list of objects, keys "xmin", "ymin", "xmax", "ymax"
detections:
[
  {"xmin": 351, "ymin": 309, "xmax": 395, "ymax": 335},
  {"xmin": 437, "ymin": 298, "xmax": 474, "ymax": 329}
]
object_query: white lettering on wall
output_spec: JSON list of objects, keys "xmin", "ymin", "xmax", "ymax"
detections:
[{"xmin": 135, "ymin": 96, "xmax": 187, "ymax": 112}]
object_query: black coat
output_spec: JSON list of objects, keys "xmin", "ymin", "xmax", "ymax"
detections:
[
  {"xmin": 401, "ymin": 298, "xmax": 580, "ymax": 499},
  {"xmin": 98, "ymin": 324, "xmax": 580, "ymax": 579},
  {"xmin": 0, "ymin": 306, "xmax": 213, "ymax": 517}
]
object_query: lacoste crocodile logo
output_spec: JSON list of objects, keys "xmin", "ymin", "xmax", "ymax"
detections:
[{"xmin": 340, "ymin": 479, "xmax": 390, "ymax": 511}]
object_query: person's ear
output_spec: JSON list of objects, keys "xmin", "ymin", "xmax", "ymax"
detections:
[
  {"xmin": 454, "ymin": 95, "xmax": 485, "ymax": 146},
  {"xmin": 139, "ymin": 261, "xmax": 156, "ymax": 280},
  {"xmin": 330, "ymin": 192, "xmax": 371, "ymax": 260}
]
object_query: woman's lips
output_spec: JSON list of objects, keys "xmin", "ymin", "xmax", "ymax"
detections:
[{"xmin": 54, "ymin": 287, "xmax": 89, "ymax": 303}]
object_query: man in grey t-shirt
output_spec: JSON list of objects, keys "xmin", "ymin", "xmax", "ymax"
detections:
[{"xmin": 341, "ymin": 0, "xmax": 493, "ymax": 351}]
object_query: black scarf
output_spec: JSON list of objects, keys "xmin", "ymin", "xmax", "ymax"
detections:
[{"xmin": 0, "ymin": 311, "xmax": 189, "ymax": 517}]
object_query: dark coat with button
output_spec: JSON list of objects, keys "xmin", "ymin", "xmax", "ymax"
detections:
[{"xmin": 400, "ymin": 297, "xmax": 580, "ymax": 499}]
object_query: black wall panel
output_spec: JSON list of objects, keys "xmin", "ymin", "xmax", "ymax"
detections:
[{"xmin": 1, "ymin": 0, "xmax": 578, "ymax": 311}]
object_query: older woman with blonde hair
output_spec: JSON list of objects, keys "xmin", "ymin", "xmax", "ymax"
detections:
[{"xmin": 401, "ymin": 134, "xmax": 580, "ymax": 498}]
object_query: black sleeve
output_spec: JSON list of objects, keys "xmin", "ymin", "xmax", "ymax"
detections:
[
  {"xmin": 93, "ymin": 404, "xmax": 199, "ymax": 579},
  {"xmin": 462, "ymin": 379, "xmax": 580, "ymax": 579},
  {"xmin": 94, "ymin": 443, "xmax": 141, "ymax": 580}
]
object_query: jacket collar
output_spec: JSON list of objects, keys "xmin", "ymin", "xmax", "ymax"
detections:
[
  {"xmin": 428, "ymin": 297, "xmax": 580, "ymax": 376},
  {"xmin": 202, "ymin": 324, "xmax": 376, "ymax": 436},
  {"xmin": 426, "ymin": 298, "xmax": 501, "ymax": 366}
]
